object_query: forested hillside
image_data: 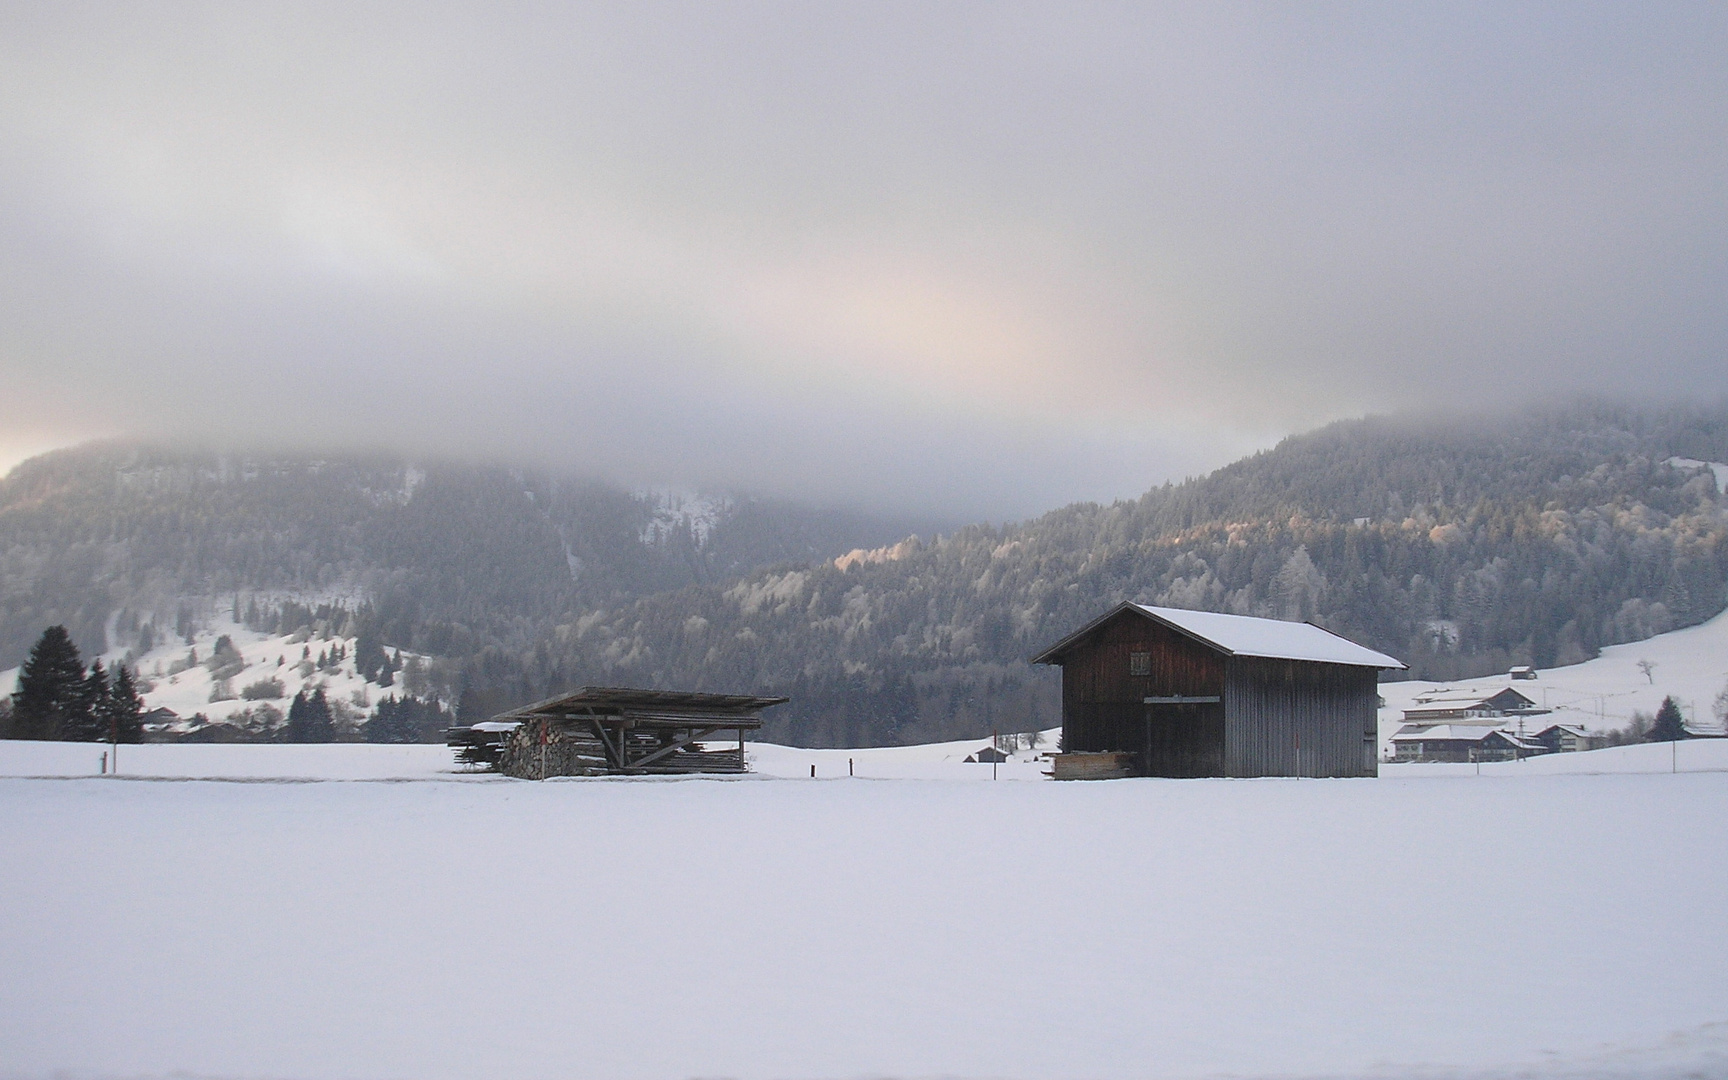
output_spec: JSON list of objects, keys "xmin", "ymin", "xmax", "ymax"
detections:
[
  {"xmin": 0, "ymin": 445, "xmax": 943, "ymax": 674},
  {"xmin": 4, "ymin": 402, "xmax": 1726, "ymax": 747},
  {"xmin": 533, "ymin": 403, "xmax": 1728, "ymax": 744}
]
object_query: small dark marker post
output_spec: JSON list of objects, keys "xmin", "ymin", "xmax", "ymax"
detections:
[
  {"xmin": 849, "ymin": 757, "xmax": 854, "ymax": 776},
  {"xmin": 810, "ymin": 763, "xmax": 816, "ymax": 778}
]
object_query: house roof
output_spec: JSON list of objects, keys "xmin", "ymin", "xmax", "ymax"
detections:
[
  {"xmin": 1392, "ymin": 724, "xmax": 1501, "ymax": 742},
  {"xmin": 1410, "ymin": 687, "xmax": 1536, "ymax": 708},
  {"xmin": 1031, "ymin": 602, "xmax": 1405, "ymax": 669}
]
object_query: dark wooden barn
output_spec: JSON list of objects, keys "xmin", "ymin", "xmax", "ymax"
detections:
[
  {"xmin": 481, "ymin": 687, "xmax": 788, "ymax": 779},
  {"xmin": 1032, "ymin": 603, "xmax": 1405, "ymax": 778}
]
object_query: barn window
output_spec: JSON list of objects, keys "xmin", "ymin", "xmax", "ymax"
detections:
[{"xmin": 1129, "ymin": 651, "xmax": 1151, "ymax": 677}]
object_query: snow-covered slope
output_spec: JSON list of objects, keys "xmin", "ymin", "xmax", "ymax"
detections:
[
  {"xmin": 1379, "ymin": 601, "xmax": 1728, "ymax": 753},
  {"xmin": 1, "ymin": 614, "xmax": 427, "ymax": 731}
]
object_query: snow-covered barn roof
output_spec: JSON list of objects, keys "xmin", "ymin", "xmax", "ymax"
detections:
[
  {"xmin": 1410, "ymin": 687, "xmax": 1536, "ymax": 708},
  {"xmin": 1032, "ymin": 602, "xmax": 1406, "ymax": 669},
  {"xmin": 1392, "ymin": 724, "xmax": 1541, "ymax": 747}
]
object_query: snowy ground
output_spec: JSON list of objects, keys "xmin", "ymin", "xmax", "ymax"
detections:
[{"xmin": 3, "ymin": 741, "xmax": 1727, "ymax": 1080}]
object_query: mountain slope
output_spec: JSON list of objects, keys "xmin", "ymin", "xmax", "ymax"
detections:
[
  {"xmin": 549, "ymin": 403, "xmax": 1728, "ymax": 744},
  {"xmin": 0, "ymin": 444, "xmax": 948, "ymax": 671},
  {"xmin": 3, "ymin": 402, "xmax": 1725, "ymax": 747}
]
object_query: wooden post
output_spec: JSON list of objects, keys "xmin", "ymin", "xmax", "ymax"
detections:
[
  {"xmin": 849, "ymin": 757, "xmax": 853, "ymax": 777},
  {"xmin": 810, "ymin": 763, "xmax": 815, "ymax": 778}
]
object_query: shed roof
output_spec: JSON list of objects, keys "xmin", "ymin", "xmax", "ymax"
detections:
[
  {"xmin": 1032, "ymin": 602, "xmax": 1405, "ymax": 669},
  {"xmin": 499, "ymin": 686, "xmax": 788, "ymax": 722}
]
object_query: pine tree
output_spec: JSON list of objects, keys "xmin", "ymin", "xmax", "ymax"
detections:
[
  {"xmin": 105, "ymin": 665, "xmax": 145, "ymax": 744},
  {"xmin": 367, "ymin": 695, "xmax": 416, "ymax": 744},
  {"xmin": 65, "ymin": 660, "xmax": 110, "ymax": 742},
  {"xmin": 286, "ymin": 688, "xmax": 336, "ymax": 743},
  {"xmin": 307, "ymin": 688, "xmax": 335, "ymax": 742},
  {"xmin": 1648, "ymin": 696, "xmax": 1688, "ymax": 742},
  {"xmin": 10, "ymin": 626, "xmax": 87, "ymax": 740},
  {"xmin": 355, "ymin": 624, "xmax": 386, "ymax": 683}
]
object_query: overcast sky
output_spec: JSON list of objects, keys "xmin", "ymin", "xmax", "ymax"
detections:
[{"xmin": 1, "ymin": 3, "xmax": 1723, "ymax": 518}]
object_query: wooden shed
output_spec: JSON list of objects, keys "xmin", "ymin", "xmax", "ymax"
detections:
[
  {"xmin": 1032, "ymin": 603, "xmax": 1405, "ymax": 778},
  {"xmin": 490, "ymin": 686, "xmax": 788, "ymax": 779}
]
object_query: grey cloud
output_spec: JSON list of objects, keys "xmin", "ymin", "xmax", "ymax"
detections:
[{"xmin": 1, "ymin": 3, "xmax": 1723, "ymax": 517}]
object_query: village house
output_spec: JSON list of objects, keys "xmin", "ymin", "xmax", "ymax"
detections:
[{"xmin": 1390, "ymin": 724, "xmax": 1544, "ymax": 763}]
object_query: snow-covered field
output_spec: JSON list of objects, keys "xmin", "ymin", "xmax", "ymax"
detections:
[{"xmin": 3, "ymin": 740, "xmax": 1727, "ymax": 1080}]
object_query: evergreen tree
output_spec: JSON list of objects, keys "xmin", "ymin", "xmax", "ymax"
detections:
[
  {"xmin": 367, "ymin": 695, "xmax": 418, "ymax": 744},
  {"xmin": 355, "ymin": 624, "xmax": 387, "ymax": 683},
  {"xmin": 286, "ymin": 688, "xmax": 336, "ymax": 743},
  {"xmin": 65, "ymin": 660, "xmax": 110, "ymax": 742},
  {"xmin": 10, "ymin": 626, "xmax": 87, "ymax": 740},
  {"xmin": 105, "ymin": 665, "xmax": 145, "ymax": 744},
  {"xmin": 308, "ymin": 688, "xmax": 335, "ymax": 741},
  {"xmin": 286, "ymin": 690, "xmax": 311, "ymax": 742},
  {"xmin": 1648, "ymin": 695, "xmax": 1688, "ymax": 742}
]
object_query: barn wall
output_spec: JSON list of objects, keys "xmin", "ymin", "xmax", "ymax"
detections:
[
  {"xmin": 1223, "ymin": 657, "xmax": 1379, "ymax": 777},
  {"xmin": 1058, "ymin": 610, "xmax": 1226, "ymax": 776}
]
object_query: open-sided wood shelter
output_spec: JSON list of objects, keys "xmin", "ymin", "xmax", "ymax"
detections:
[
  {"xmin": 491, "ymin": 686, "xmax": 788, "ymax": 779},
  {"xmin": 1032, "ymin": 603, "xmax": 1405, "ymax": 778}
]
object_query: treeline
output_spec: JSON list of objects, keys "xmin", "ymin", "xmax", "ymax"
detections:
[{"xmin": 3, "ymin": 626, "xmax": 144, "ymax": 742}]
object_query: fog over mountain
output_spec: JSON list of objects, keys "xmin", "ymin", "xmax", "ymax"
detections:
[{"xmin": 4, "ymin": 5, "xmax": 1726, "ymax": 518}]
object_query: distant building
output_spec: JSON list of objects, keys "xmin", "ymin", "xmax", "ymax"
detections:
[
  {"xmin": 1390, "ymin": 725, "xmax": 1543, "ymax": 763},
  {"xmin": 1032, "ymin": 602, "xmax": 1405, "ymax": 778},
  {"xmin": 1508, "ymin": 666, "xmax": 1537, "ymax": 680},
  {"xmin": 1531, "ymin": 723, "xmax": 1591, "ymax": 754},
  {"xmin": 965, "ymin": 746, "xmax": 1011, "ymax": 763},
  {"xmin": 1401, "ymin": 687, "xmax": 1541, "ymax": 724}
]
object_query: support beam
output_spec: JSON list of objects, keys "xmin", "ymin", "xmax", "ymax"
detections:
[{"xmin": 628, "ymin": 726, "xmax": 726, "ymax": 771}]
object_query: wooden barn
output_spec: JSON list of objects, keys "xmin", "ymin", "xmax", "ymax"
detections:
[
  {"xmin": 487, "ymin": 686, "xmax": 788, "ymax": 779},
  {"xmin": 1032, "ymin": 603, "xmax": 1405, "ymax": 778}
]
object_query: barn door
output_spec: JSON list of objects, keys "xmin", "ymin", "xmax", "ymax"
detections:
[{"xmin": 1142, "ymin": 702, "xmax": 1225, "ymax": 778}]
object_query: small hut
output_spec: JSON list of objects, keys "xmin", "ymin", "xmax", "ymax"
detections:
[
  {"xmin": 1032, "ymin": 603, "xmax": 1405, "ymax": 778},
  {"xmin": 488, "ymin": 686, "xmax": 788, "ymax": 779}
]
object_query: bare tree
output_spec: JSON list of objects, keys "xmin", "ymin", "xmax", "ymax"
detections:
[{"xmin": 1637, "ymin": 659, "xmax": 1657, "ymax": 684}]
